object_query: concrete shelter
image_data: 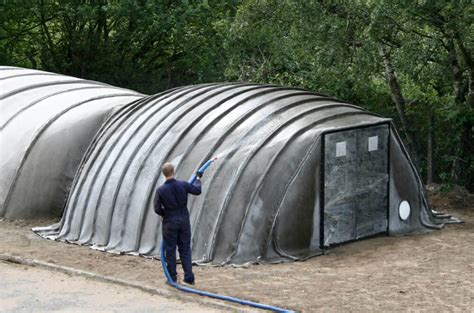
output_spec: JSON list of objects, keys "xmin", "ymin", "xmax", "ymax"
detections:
[
  {"xmin": 0, "ymin": 66, "xmax": 143, "ymax": 218},
  {"xmin": 34, "ymin": 83, "xmax": 454, "ymax": 265}
]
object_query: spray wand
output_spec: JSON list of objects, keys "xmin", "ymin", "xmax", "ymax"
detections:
[{"xmin": 188, "ymin": 156, "xmax": 218, "ymax": 184}]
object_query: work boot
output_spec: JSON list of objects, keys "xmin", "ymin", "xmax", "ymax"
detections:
[{"xmin": 183, "ymin": 279, "xmax": 195, "ymax": 286}]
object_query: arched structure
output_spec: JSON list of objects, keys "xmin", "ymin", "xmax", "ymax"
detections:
[
  {"xmin": 0, "ymin": 66, "xmax": 143, "ymax": 218},
  {"xmin": 35, "ymin": 83, "xmax": 451, "ymax": 264}
]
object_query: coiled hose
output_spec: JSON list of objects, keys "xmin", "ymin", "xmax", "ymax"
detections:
[{"xmin": 160, "ymin": 158, "xmax": 294, "ymax": 312}]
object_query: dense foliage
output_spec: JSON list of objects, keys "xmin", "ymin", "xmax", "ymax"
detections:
[{"xmin": 1, "ymin": 0, "xmax": 472, "ymax": 190}]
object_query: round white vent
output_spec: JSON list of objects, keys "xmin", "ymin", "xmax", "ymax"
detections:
[{"xmin": 399, "ymin": 201, "xmax": 411, "ymax": 221}]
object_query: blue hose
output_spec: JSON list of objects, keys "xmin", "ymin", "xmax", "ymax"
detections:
[{"xmin": 160, "ymin": 158, "xmax": 294, "ymax": 313}]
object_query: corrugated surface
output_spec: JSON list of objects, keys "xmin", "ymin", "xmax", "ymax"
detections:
[
  {"xmin": 0, "ymin": 66, "xmax": 143, "ymax": 218},
  {"xmin": 39, "ymin": 83, "xmax": 404, "ymax": 264}
]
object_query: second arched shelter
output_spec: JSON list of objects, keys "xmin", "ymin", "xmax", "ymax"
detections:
[{"xmin": 0, "ymin": 66, "xmax": 143, "ymax": 218}]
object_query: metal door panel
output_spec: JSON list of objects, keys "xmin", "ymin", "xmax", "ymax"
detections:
[{"xmin": 322, "ymin": 124, "xmax": 389, "ymax": 247}]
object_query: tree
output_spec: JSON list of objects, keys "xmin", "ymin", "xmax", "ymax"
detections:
[
  {"xmin": 1, "ymin": 0, "xmax": 472, "ymax": 189},
  {"xmin": 221, "ymin": 0, "xmax": 473, "ymax": 189},
  {"xmin": 0, "ymin": 0, "xmax": 238, "ymax": 93}
]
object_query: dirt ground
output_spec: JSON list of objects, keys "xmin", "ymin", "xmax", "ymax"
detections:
[{"xmin": 1, "ymin": 188, "xmax": 472, "ymax": 312}]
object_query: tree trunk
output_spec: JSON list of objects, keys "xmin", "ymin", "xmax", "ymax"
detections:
[
  {"xmin": 446, "ymin": 39, "xmax": 466, "ymax": 103},
  {"xmin": 378, "ymin": 44, "xmax": 419, "ymax": 164},
  {"xmin": 452, "ymin": 32, "xmax": 473, "ymax": 189},
  {"xmin": 427, "ymin": 113, "xmax": 433, "ymax": 185},
  {"xmin": 39, "ymin": 0, "xmax": 60, "ymax": 71},
  {"xmin": 454, "ymin": 32, "xmax": 474, "ymax": 109}
]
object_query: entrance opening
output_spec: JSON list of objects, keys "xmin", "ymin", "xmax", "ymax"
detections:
[{"xmin": 320, "ymin": 124, "xmax": 389, "ymax": 247}]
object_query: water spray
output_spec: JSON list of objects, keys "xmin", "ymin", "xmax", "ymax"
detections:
[{"xmin": 160, "ymin": 157, "xmax": 294, "ymax": 312}]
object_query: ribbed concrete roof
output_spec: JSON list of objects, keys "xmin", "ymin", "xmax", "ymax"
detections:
[
  {"xmin": 51, "ymin": 83, "xmax": 386, "ymax": 264},
  {"xmin": 0, "ymin": 66, "xmax": 143, "ymax": 218}
]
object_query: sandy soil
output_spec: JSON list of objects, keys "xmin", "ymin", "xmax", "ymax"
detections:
[
  {"xmin": 1, "ymin": 189, "xmax": 472, "ymax": 312},
  {"xmin": 0, "ymin": 262, "xmax": 221, "ymax": 313}
]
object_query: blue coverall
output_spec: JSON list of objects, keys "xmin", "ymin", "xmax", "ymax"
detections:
[{"xmin": 154, "ymin": 178, "xmax": 201, "ymax": 283}]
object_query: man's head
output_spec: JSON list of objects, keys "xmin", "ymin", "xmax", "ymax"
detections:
[{"xmin": 162, "ymin": 162, "xmax": 175, "ymax": 179}]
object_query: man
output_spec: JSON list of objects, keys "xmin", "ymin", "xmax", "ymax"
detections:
[{"xmin": 154, "ymin": 162, "xmax": 202, "ymax": 285}]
